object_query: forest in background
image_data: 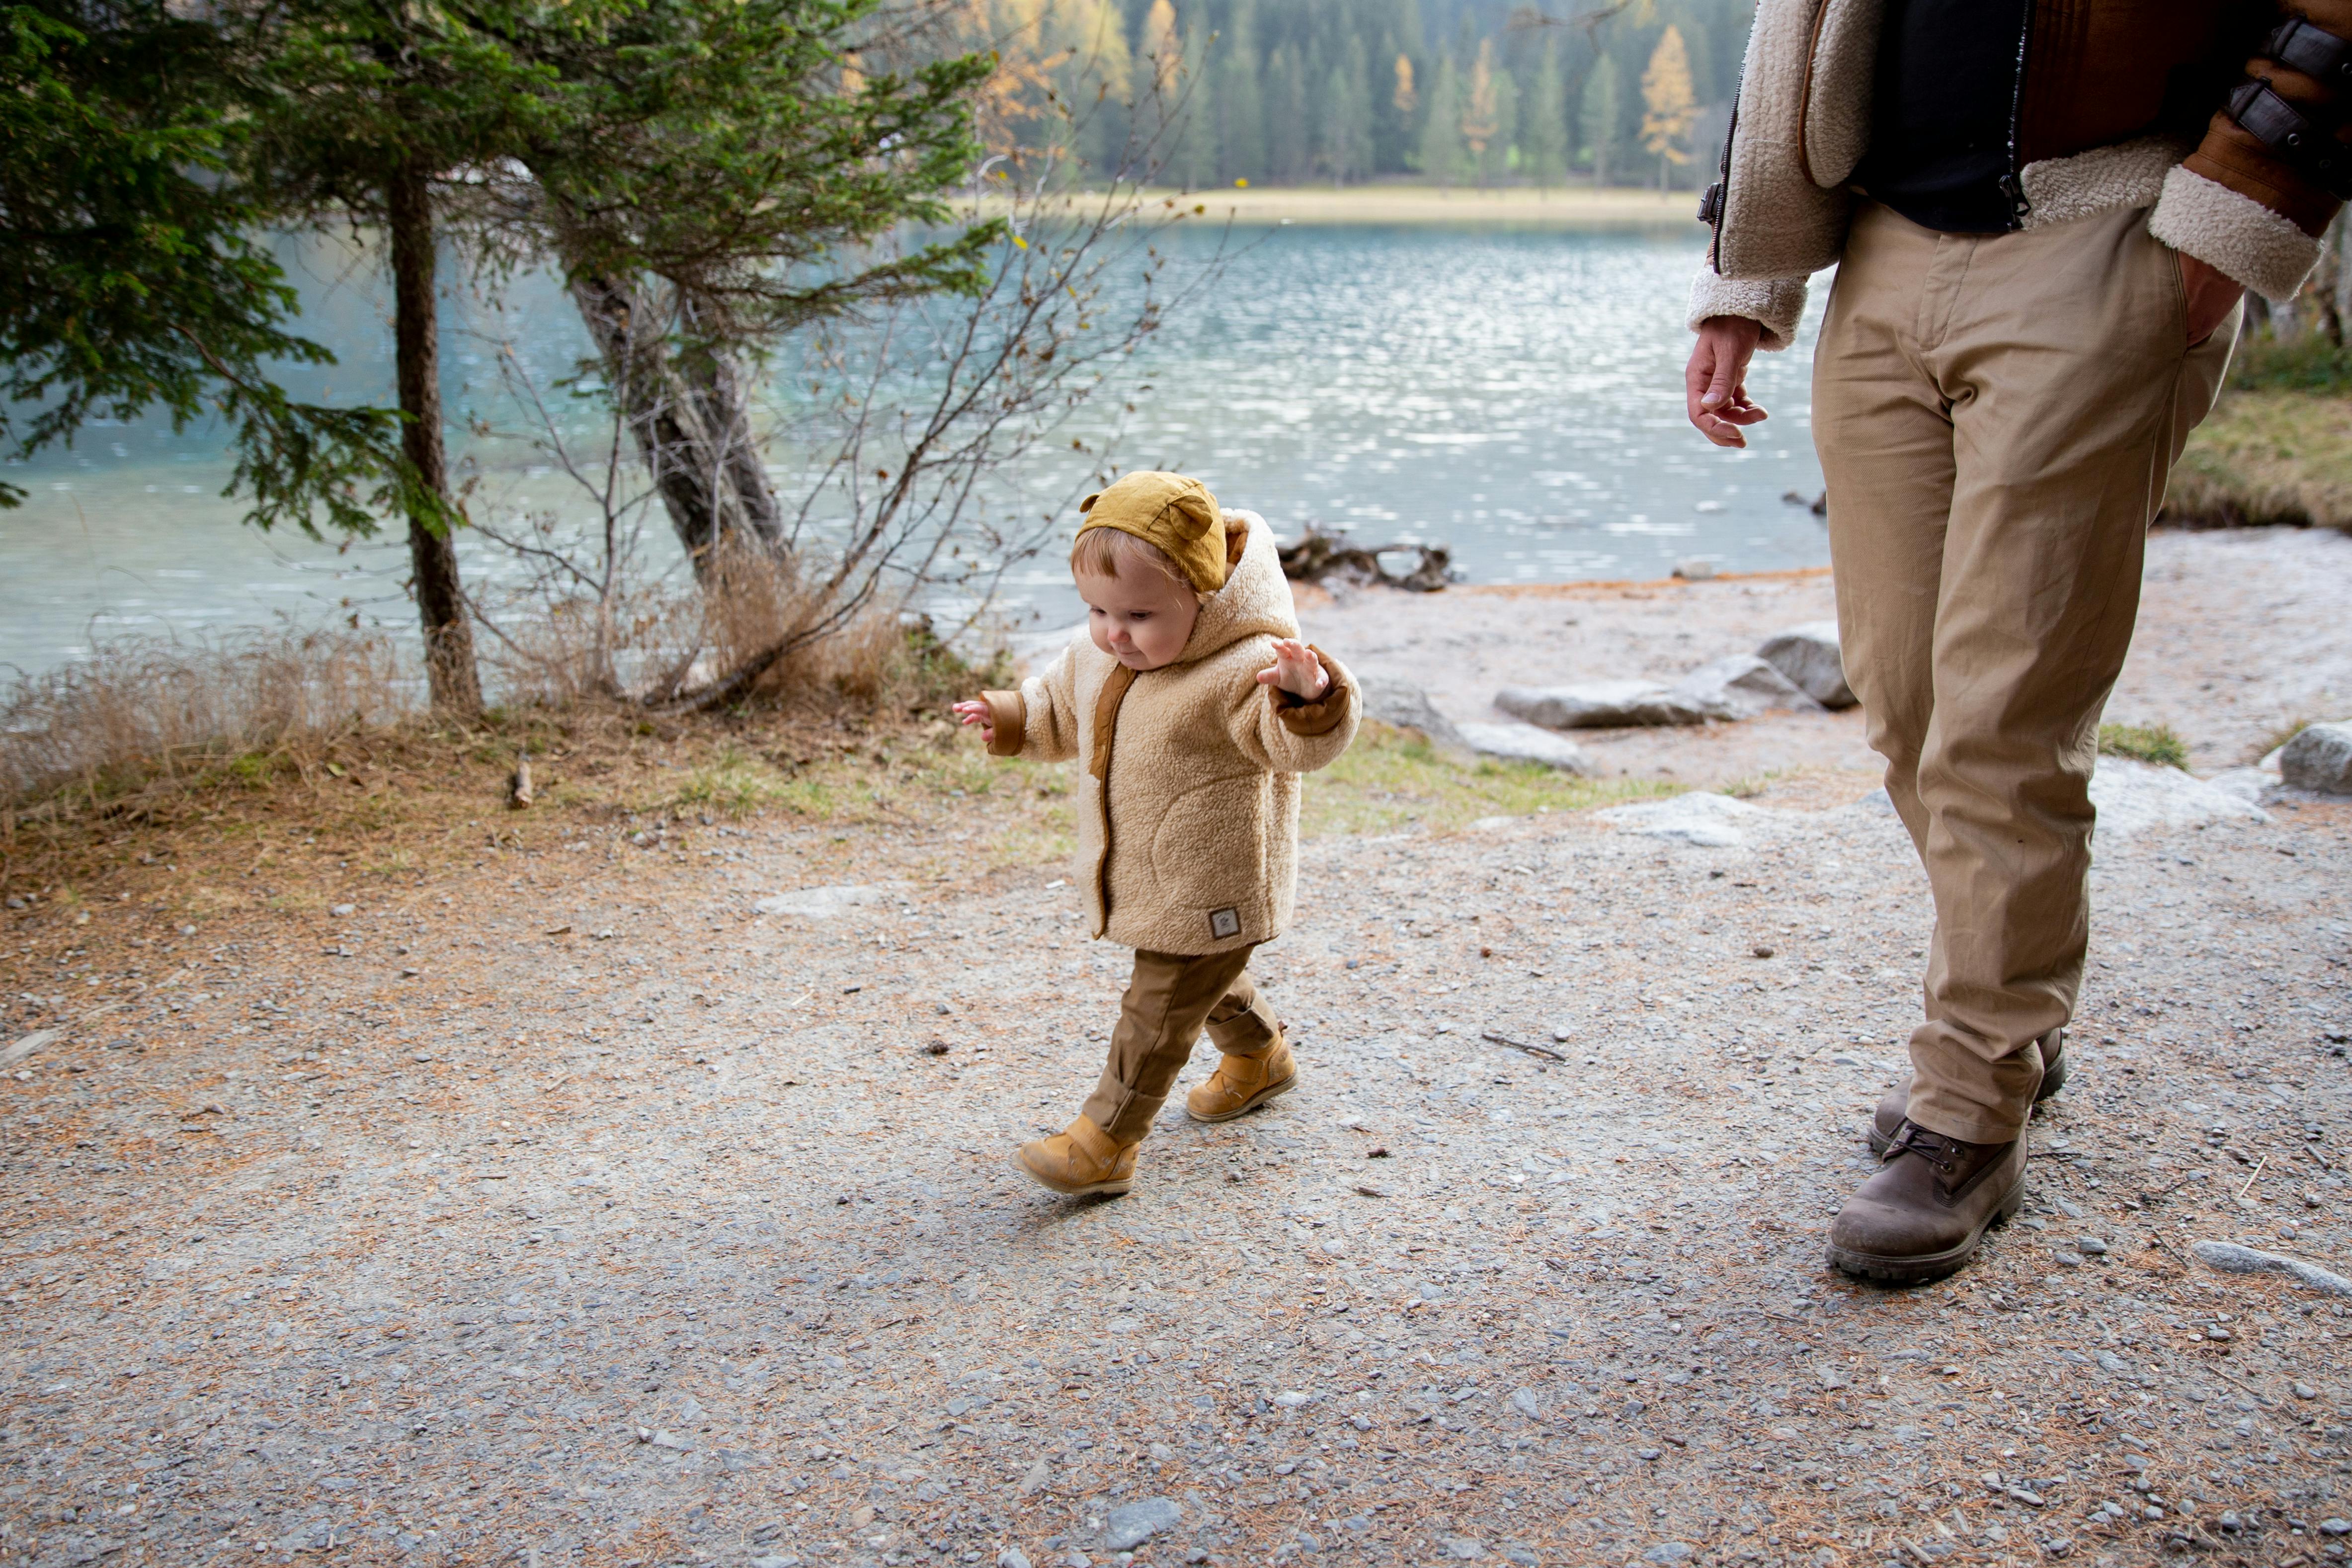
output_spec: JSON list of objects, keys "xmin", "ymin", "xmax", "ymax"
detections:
[{"xmin": 967, "ymin": 0, "xmax": 1754, "ymax": 190}]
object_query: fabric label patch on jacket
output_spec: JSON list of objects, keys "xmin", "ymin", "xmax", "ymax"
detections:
[{"xmin": 1208, "ymin": 908, "xmax": 1242, "ymax": 940}]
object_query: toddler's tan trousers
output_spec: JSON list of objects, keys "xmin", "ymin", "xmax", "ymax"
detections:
[
  {"xmin": 1812, "ymin": 200, "xmax": 2237, "ymax": 1143},
  {"xmin": 1081, "ymin": 946, "xmax": 1282, "ymax": 1144}
]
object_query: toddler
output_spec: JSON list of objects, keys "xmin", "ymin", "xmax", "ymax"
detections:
[{"xmin": 954, "ymin": 471, "xmax": 1359, "ymax": 1195}]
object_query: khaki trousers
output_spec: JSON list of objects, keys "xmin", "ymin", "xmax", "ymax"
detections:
[
  {"xmin": 1812, "ymin": 201, "xmax": 2237, "ymax": 1143},
  {"xmin": 1080, "ymin": 945, "xmax": 1283, "ymax": 1144}
]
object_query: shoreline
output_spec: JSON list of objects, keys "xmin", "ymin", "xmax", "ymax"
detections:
[{"xmin": 972, "ymin": 182, "xmax": 1707, "ymax": 229}]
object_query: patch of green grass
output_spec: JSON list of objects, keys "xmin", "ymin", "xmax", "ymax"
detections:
[
  {"xmin": 673, "ymin": 748, "xmax": 800, "ymax": 818},
  {"xmin": 2169, "ymin": 389, "xmax": 2352, "ymax": 529},
  {"xmin": 2229, "ymin": 332, "xmax": 2352, "ymax": 395},
  {"xmin": 2098, "ymin": 722, "xmax": 2189, "ymax": 769},
  {"xmin": 1302, "ymin": 723, "xmax": 1676, "ymax": 839}
]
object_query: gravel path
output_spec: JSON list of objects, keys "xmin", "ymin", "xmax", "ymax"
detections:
[{"xmin": 2, "ymin": 530, "xmax": 2350, "ymax": 1568}]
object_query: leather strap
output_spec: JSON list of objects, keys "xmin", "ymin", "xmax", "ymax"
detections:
[
  {"xmin": 2261, "ymin": 15, "xmax": 2352, "ymax": 87},
  {"xmin": 2228, "ymin": 80, "xmax": 2352, "ymax": 199}
]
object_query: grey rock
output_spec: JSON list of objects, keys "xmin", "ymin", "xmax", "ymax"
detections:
[
  {"xmin": 1509, "ymin": 1387, "xmax": 1542, "ymax": 1418},
  {"xmin": 1019, "ymin": 1459, "xmax": 1053, "ymax": 1496},
  {"xmin": 1457, "ymin": 722, "xmax": 1594, "ymax": 774},
  {"xmin": 1755, "ymin": 621, "xmax": 1856, "ymax": 707},
  {"xmin": 1668, "ymin": 654, "xmax": 1825, "ymax": 720},
  {"xmin": 1440, "ymin": 1537, "xmax": 1485, "ymax": 1560},
  {"xmin": 1596, "ymin": 792, "xmax": 1767, "ymax": 849},
  {"xmin": 1643, "ymin": 1545, "xmax": 1696, "ymax": 1565},
  {"xmin": 998, "ymin": 1552, "xmax": 1035, "ymax": 1568},
  {"xmin": 1100, "ymin": 1496, "xmax": 1181, "ymax": 1551},
  {"xmin": 753, "ymin": 886, "xmax": 885, "ymax": 919},
  {"xmin": 2319, "ymin": 1518, "xmax": 2351, "ymax": 1536},
  {"xmin": 2295, "ymin": 1381, "xmax": 2319, "ymax": 1399},
  {"xmin": 1496, "ymin": 680, "xmax": 1708, "ymax": 730},
  {"xmin": 2280, "ymin": 722, "xmax": 2352, "ymax": 793},
  {"xmin": 2218, "ymin": 1511, "xmax": 2245, "ymax": 1532},
  {"xmin": 751, "ymin": 1557, "xmax": 801, "ymax": 1568},
  {"xmin": 2090, "ymin": 758, "xmax": 2270, "ymax": 836},
  {"xmin": 2190, "ymin": 1240, "xmax": 2352, "ymax": 1296},
  {"xmin": 2096, "ymin": 1351, "xmax": 2129, "ymax": 1373},
  {"xmin": 1357, "ymin": 675, "xmax": 1471, "ymax": 755},
  {"xmin": 2077, "ymin": 1237, "xmax": 2109, "ymax": 1256}
]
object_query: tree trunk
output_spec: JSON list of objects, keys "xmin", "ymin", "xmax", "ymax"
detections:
[
  {"xmin": 568, "ymin": 274, "xmax": 786, "ymax": 584},
  {"xmin": 388, "ymin": 160, "xmax": 483, "ymax": 716}
]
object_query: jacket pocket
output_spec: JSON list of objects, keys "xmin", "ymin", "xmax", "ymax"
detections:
[{"xmin": 1149, "ymin": 775, "xmax": 1270, "ymax": 918}]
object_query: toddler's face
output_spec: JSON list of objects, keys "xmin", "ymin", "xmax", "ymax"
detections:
[{"xmin": 1077, "ymin": 565, "xmax": 1201, "ymax": 671}]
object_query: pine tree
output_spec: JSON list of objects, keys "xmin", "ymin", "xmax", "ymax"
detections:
[
  {"xmin": 1217, "ymin": 1, "xmax": 1265, "ymax": 182},
  {"xmin": 1526, "ymin": 34, "xmax": 1567, "ymax": 191},
  {"xmin": 1640, "ymin": 24, "xmax": 1697, "ymax": 190},
  {"xmin": 1484, "ymin": 52, "xmax": 1518, "ymax": 185},
  {"xmin": 1460, "ymin": 37, "xmax": 1497, "ymax": 185},
  {"xmin": 1417, "ymin": 50, "xmax": 1464, "ymax": 188},
  {"xmin": 1172, "ymin": 16, "xmax": 1217, "ymax": 187},
  {"xmin": 1266, "ymin": 44, "xmax": 1307, "ymax": 180},
  {"xmin": 1580, "ymin": 50, "xmax": 1620, "ymax": 187},
  {"xmin": 1318, "ymin": 56, "xmax": 1372, "ymax": 185},
  {"xmin": 1137, "ymin": 0, "xmax": 1181, "ymax": 175}
]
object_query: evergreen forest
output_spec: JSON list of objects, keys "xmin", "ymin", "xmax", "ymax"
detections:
[{"xmin": 972, "ymin": 0, "xmax": 1756, "ymax": 190}]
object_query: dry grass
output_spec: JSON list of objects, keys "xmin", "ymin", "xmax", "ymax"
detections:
[{"xmin": 0, "ymin": 628, "xmax": 418, "ymax": 811}]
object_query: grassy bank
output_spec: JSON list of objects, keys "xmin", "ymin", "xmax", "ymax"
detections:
[
  {"xmin": 0, "ymin": 693, "xmax": 1664, "ymax": 941},
  {"xmin": 2167, "ymin": 336, "xmax": 2352, "ymax": 530}
]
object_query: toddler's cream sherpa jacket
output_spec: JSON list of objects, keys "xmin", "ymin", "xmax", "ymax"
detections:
[{"xmin": 979, "ymin": 514, "xmax": 1357, "ymax": 956}]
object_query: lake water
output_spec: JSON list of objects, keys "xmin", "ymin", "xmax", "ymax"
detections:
[{"xmin": 0, "ymin": 224, "xmax": 1825, "ymax": 678}]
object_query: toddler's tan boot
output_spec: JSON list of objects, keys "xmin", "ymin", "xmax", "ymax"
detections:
[
  {"xmin": 1185, "ymin": 1039, "xmax": 1297, "ymax": 1122},
  {"xmin": 1012, "ymin": 1116, "xmax": 1137, "ymax": 1196}
]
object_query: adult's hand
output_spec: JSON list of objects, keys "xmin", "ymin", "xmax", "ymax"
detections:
[
  {"xmin": 1686, "ymin": 315, "xmax": 1769, "ymax": 448},
  {"xmin": 2177, "ymin": 251, "xmax": 2244, "ymax": 348}
]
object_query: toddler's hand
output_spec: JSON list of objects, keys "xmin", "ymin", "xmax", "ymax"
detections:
[
  {"xmin": 952, "ymin": 698, "xmax": 994, "ymax": 746},
  {"xmin": 1255, "ymin": 638, "xmax": 1329, "ymax": 700}
]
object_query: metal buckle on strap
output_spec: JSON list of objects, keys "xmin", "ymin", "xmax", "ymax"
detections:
[
  {"xmin": 2261, "ymin": 15, "xmax": 2352, "ymax": 86},
  {"xmin": 1697, "ymin": 182, "xmax": 1723, "ymax": 226},
  {"xmin": 2229, "ymin": 79, "xmax": 2352, "ymax": 199}
]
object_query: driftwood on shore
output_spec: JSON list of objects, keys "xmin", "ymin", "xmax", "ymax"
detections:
[{"xmin": 1277, "ymin": 524, "xmax": 1455, "ymax": 592}]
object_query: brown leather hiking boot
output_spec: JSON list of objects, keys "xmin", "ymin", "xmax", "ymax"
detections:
[
  {"xmin": 1012, "ymin": 1116, "xmax": 1137, "ymax": 1197},
  {"xmin": 1867, "ymin": 1028, "xmax": 2068, "ymax": 1155},
  {"xmin": 1185, "ymin": 1039, "xmax": 1297, "ymax": 1123},
  {"xmin": 1828, "ymin": 1123, "xmax": 2027, "ymax": 1285}
]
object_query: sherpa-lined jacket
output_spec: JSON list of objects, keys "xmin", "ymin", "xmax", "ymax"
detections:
[
  {"xmin": 1693, "ymin": 0, "xmax": 2352, "ymax": 348},
  {"xmin": 978, "ymin": 514, "xmax": 1358, "ymax": 957}
]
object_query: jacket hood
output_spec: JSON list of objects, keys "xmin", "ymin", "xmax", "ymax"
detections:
[{"xmin": 1176, "ymin": 515, "xmax": 1298, "ymax": 664}]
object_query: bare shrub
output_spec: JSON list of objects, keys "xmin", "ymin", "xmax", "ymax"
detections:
[{"xmin": 0, "ymin": 629, "xmax": 415, "ymax": 808}]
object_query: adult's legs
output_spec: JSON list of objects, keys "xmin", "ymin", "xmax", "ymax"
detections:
[
  {"xmin": 1904, "ymin": 204, "xmax": 2234, "ymax": 1141},
  {"xmin": 1811, "ymin": 200, "xmax": 2234, "ymax": 1279}
]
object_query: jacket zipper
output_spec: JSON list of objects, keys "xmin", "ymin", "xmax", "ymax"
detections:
[
  {"xmin": 1702, "ymin": 88, "xmax": 1738, "ymax": 266},
  {"xmin": 1997, "ymin": 0, "xmax": 2035, "ymax": 227}
]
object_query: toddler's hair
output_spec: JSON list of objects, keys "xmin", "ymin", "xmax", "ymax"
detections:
[{"xmin": 1070, "ymin": 513, "xmax": 1250, "ymax": 601}]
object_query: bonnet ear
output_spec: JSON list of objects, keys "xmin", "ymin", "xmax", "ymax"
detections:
[
  {"xmin": 1223, "ymin": 512, "xmax": 1249, "ymax": 569},
  {"xmin": 1078, "ymin": 493, "xmax": 1101, "ymax": 513}
]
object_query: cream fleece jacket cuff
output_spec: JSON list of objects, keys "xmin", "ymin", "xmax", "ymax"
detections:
[
  {"xmin": 2149, "ymin": 165, "xmax": 2324, "ymax": 301},
  {"xmin": 1687, "ymin": 269, "xmax": 1810, "ymax": 351}
]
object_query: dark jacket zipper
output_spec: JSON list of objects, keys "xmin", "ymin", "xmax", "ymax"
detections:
[{"xmin": 1997, "ymin": 0, "xmax": 2036, "ymax": 227}]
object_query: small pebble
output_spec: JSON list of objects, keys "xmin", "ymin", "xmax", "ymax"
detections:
[
  {"xmin": 1636, "ymin": 1446, "xmax": 1661, "ymax": 1460},
  {"xmin": 2295, "ymin": 1381, "xmax": 2319, "ymax": 1400},
  {"xmin": 2077, "ymin": 1237, "xmax": 2108, "ymax": 1256}
]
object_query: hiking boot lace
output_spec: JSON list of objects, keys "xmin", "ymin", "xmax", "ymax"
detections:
[{"xmin": 1886, "ymin": 1121, "xmax": 1958, "ymax": 1174}]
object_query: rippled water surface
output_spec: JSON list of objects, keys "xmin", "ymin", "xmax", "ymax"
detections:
[{"xmin": 0, "ymin": 224, "xmax": 1825, "ymax": 676}]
